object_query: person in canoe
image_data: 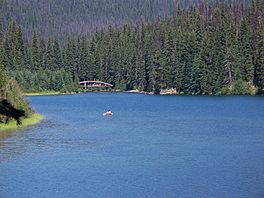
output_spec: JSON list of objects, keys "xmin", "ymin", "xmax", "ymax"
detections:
[{"xmin": 103, "ymin": 111, "xmax": 113, "ymax": 116}]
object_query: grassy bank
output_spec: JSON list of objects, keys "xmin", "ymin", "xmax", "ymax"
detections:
[
  {"xmin": 0, "ymin": 113, "xmax": 44, "ymax": 132},
  {"xmin": 24, "ymin": 89, "xmax": 120, "ymax": 96},
  {"xmin": 24, "ymin": 91, "xmax": 62, "ymax": 96},
  {"xmin": 25, "ymin": 91, "xmax": 81, "ymax": 96}
]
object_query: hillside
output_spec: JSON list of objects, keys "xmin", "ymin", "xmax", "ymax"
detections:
[
  {"xmin": 0, "ymin": 0, "xmax": 175, "ymax": 38},
  {"xmin": 0, "ymin": 0, "xmax": 251, "ymax": 38}
]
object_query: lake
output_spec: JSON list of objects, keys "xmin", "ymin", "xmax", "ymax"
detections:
[{"xmin": 0, "ymin": 93, "xmax": 264, "ymax": 198}]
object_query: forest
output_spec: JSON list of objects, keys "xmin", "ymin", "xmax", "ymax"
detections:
[
  {"xmin": 0, "ymin": 0, "xmax": 176, "ymax": 38},
  {"xmin": 0, "ymin": 0, "xmax": 251, "ymax": 38},
  {"xmin": 0, "ymin": 0, "xmax": 263, "ymax": 95}
]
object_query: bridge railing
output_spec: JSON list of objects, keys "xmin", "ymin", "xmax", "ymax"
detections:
[{"xmin": 79, "ymin": 81, "xmax": 113, "ymax": 89}]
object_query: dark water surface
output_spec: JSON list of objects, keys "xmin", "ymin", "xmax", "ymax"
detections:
[{"xmin": 0, "ymin": 93, "xmax": 264, "ymax": 198}]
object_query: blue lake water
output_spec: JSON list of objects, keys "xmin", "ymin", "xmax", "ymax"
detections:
[{"xmin": 0, "ymin": 93, "xmax": 264, "ymax": 198}]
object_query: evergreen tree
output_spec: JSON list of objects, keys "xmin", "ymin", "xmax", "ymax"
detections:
[
  {"xmin": 46, "ymin": 37, "xmax": 54, "ymax": 70},
  {"xmin": 256, "ymin": 25, "xmax": 264, "ymax": 90},
  {"xmin": 238, "ymin": 18, "xmax": 254, "ymax": 82},
  {"xmin": 30, "ymin": 31, "xmax": 41, "ymax": 71},
  {"xmin": 53, "ymin": 38, "xmax": 63, "ymax": 70}
]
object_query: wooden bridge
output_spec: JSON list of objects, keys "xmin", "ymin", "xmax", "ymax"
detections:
[{"xmin": 80, "ymin": 81, "xmax": 113, "ymax": 89}]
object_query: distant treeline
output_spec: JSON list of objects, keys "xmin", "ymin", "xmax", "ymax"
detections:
[
  {"xmin": 0, "ymin": 0, "xmax": 175, "ymax": 38},
  {"xmin": 0, "ymin": 0, "xmax": 263, "ymax": 94},
  {"xmin": 0, "ymin": 0, "xmax": 251, "ymax": 38}
]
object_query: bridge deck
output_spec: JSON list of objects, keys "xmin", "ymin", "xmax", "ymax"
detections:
[{"xmin": 80, "ymin": 81, "xmax": 113, "ymax": 88}]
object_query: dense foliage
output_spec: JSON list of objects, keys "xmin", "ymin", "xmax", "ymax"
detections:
[
  {"xmin": 0, "ymin": 1, "xmax": 263, "ymax": 95},
  {"xmin": 0, "ymin": 0, "xmax": 251, "ymax": 38},
  {"xmin": 0, "ymin": 65, "xmax": 32, "ymax": 124},
  {"xmin": 0, "ymin": 0, "xmax": 176, "ymax": 38}
]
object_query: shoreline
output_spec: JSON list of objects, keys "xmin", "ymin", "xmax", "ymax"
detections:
[
  {"xmin": 24, "ymin": 89, "xmax": 262, "ymax": 97},
  {"xmin": 0, "ymin": 113, "xmax": 44, "ymax": 132},
  {"xmin": 24, "ymin": 91, "xmax": 76, "ymax": 96}
]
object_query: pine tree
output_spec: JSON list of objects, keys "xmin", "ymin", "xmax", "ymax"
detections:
[
  {"xmin": 30, "ymin": 31, "xmax": 41, "ymax": 71},
  {"xmin": 78, "ymin": 35, "xmax": 89, "ymax": 80},
  {"xmin": 53, "ymin": 38, "xmax": 63, "ymax": 70},
  {"xmin": 0, "ymin": 17, "xmax": 4, "ymax": 39},
  {"xmin": 256, "ymin": 25, "xmax": 264, "ymax": 90},
  {"xmin": 39, "ymin": 38, "xmax": 46, "ymax": 68},
  {"xmin": 46, "ymin": 37, "xmax": 54, "ymax": 70},
  {"xmin": 0, "ymin": 18, "xmax": 4, "ymax": 66},
  {"xmin": 238, "ymin": 18, "xmax": 254, "ymax": 82}
]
